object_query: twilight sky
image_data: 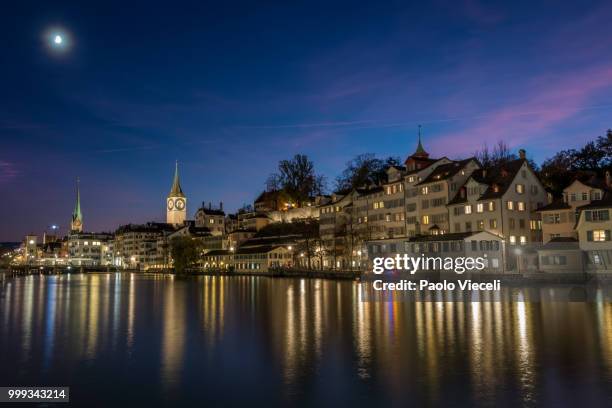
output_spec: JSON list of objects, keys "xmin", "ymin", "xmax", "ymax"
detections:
[{"xmin": 1, "ymin": 0, "xmax": 612, "ymax": 241}]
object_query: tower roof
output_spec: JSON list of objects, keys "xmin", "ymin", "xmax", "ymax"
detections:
[
  {"xmin": 168, "ymin": 161, "xmax": 185, "ymax": 198},
  {"xmin": 72, "ymin": 178, "xmax": 82, "ymax": 221},
  {"xmin": 413, "ymin": 125, "xmax": 429, "ymax": 157}
]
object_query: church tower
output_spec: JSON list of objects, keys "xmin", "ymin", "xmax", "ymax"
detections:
[
  {"xmin": 71, "ymin": 178, "xmax": 83, "ymax": 233},
  {"xmin": 166, "ymin": 161, "xmax": 186, "ymax": 226},
  {"xmin": 404, "ymin": 125, "xmax": 431, "ymax": 171}
]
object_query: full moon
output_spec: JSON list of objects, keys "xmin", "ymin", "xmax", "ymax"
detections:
[{"xmin": 54, "ymin": 35, "xmax": 63, "ymax": 44}]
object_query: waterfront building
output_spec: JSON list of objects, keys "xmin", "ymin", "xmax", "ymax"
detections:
[
  {"xmin": 167, "ymin": 161, "xmax": 187, "ymax": 226},
  {"xmin": 365, "ymin": 230, "xmax": 505, "ymax": 274},
  {"xmin": 233, "ymin": 245, "xmax": 292, "ymax": 273},
  {"xmin": 201, "ymin": 249, "xmax": 231, "ymax": 270},
  {"xmin": 67, "ymin": 232, "xmax": 114, "ymax": 267},
  {"xmin": 536, "ymin": 237, "xmax": 583, "ymax": 273},
  {"xmin": 575, "ymin": 193, "xmax": 612, "ymax": 271},
  {"xmin": 114, "ymin": 223, "xmax": 175, "ymax": 270},
  {"xmin": 23, "ymin": 235, "xmax": 39, "ymax": 264},
  {"xmin": 319, "ymin": 191, "xmax": 354, "ymax": 268}
]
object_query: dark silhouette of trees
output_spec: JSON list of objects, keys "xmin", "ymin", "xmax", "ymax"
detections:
[
  {"xmin": 335, "ymin": 154, "xmax": 401, "ymax": 191},
  {"xmin": 539, "ymin": 129, "xmax": 612, "ymax": 196},
  {"xmin": 170, "ymin": 236, "xmax": 203, "ymax": 275},
  {"xmin": 266, "ymin": 154, "xmax": 327, "ymax": 204}
]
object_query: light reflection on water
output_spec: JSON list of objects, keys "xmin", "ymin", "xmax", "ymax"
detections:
[{"xmin": 0, "ymin": 274, "xmax": 611, "ymax": 406}]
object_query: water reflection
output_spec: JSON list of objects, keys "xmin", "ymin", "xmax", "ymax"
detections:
[{"xmin": 0, "ymin": 274, "xmax": 611, "ymax": 406}]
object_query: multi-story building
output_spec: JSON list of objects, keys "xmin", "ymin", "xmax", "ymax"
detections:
[
  {"xmin": 447, "ymin": 152, "xmax": 547, "ymax": 246},
  {"xmin": 414, "ymin": 158, "xmax": 480, "ymax": 235},
  {"xmin": 113, "ymin": 223, "xmax": 175, "ymax": 270},
  {"xmin": 365, "ymin": 230, "xmax": 505, "ymax": 274},
  {"xmin": 319, "ymin": 192, "xmax": 354, "ymax": 268},
  {"xmin": 67, "ymin": 232, "xmax": 114, "ymax": 267},
  {"xmin": 233, "ymin": 245, "xmax": 292, "ymax": 273},
  {"xmin": 194, "ymin": 202, "xmax": 225, "ymax": 235},
  {"xmin": 575, "ymin": 194, "xmax": 612, "ymax": 271},
  {"xmin": 238, "ymin": 212, "xmax": 271, "ymax": 231},
  {"xmin": 538, "ymin": 176, "xmax": 608, "ymax": 242}
]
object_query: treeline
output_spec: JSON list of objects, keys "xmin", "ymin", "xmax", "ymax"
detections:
[
  {"xmin": 539, "ymin": 129, "xmax": 612, "ymax": 196},
  {"xmin": 263, "ymin": 129, "xmax": 612, "ymax": 204}
]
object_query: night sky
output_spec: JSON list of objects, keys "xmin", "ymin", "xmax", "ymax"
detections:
[{"xmin": 1, "ymin": 1, "xmax": 612, "ymax": 241}]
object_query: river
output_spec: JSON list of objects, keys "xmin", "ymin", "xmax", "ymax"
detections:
[{"xmin": 0, "ymin": 273, "xmax": 611, "ymax": 406}]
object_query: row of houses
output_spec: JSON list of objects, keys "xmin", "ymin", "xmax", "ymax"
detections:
[{"xmin": 16, "ymin": 134, "xmax": 612, "ymax": 274}]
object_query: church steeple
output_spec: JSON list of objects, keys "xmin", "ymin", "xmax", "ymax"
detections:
[
  {"xmin": 166, "ymin": 161, "xmax": 187, "ymax": 226},
  {"xmin": 168, "ymin": 160, "xmax": 185, "ymax": 198},
  {"xmin": 71, "ymin": 177, "xmax": 83, "ymax": 233},
  {"xmin": 413, "ymin": 124, "xmax": 429, "ymax": 158}
]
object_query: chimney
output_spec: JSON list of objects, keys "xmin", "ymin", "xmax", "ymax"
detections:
[
  {"xmin": 209, "ymin": 202, "xmax": 212, "ymax": 210},
  {"xmin": 606, "ymin": 171, "xmax": 612, "ymax": 189},
  {"xmin": 220, "ymin": 201, "xmax": 223, "ymax": 211},
  {"xmin": 519, "ymin": 149, "xmax": 526, "ymax": 160},
  {"xmin": 460, "ymin": 187, "xmax": 466, "ymax": 198},
  {"xmin": 482, "ymin": 169, "xmax": 487, "ymax": 178}
]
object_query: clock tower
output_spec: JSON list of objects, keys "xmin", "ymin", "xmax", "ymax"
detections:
[
  {"xmin": 71, "ymin": 177, "xmax": 83, "ymax": 233},
  {"xmin": 167, "ymin": 161, "xmax": 186, "ymax": 226}
]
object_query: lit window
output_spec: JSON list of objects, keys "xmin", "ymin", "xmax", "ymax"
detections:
[
  {"xmin": 489, "ymin": 219, "xmax": 497, "ymax": 229},
  {"xmin": 507, "ymin": 201, "xmax": 514, "ymax": 210},
  {"xmin": 476, "ymin": 203, "xmax": 484, "ymax": 213},
  {"xmin": 509, "ymin": 236, "xmax": 516, "ymax": 244},
  {"xmin": 520, "ymin": 236, "xmax": 527, "ymax": 245},
  {"xmin": 422, "ymin": 215, "xmax": 429, "ymax": 225},
  {"xmin": 593, "ymin": 230, "xmax": 608, "ymax": 242},
  {"xmin": 421, "ymin": 186, "xmax": 429, "ymax": 195},
  {"xmin": 465, "ymin": 205, "xmax": 472, "ymax": 214},
  {"xmin": 517, "ymin": 202, "xmax": 525, "ymax": 211},
  {"xmin": 488, "ymin": 201, "xmax": 495, "ymax": 211},
  {"xmin": 516, "ymin": 184, "xmax": 525, "ymax": 194}
]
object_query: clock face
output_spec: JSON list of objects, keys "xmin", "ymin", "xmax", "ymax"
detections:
[
  {"xmin": 167, "ymin": 200, "xmax": 174, "ymax": 210},
  {"xmin": 73, "ymin": 219, "xmax": 81, "ymax": 227},
  {"xmin": 175, "ymin": 199, "xmax": 185, "ymax": 210}
]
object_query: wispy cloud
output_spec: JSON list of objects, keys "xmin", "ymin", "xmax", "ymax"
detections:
[
  {"xmin": 432, "ymin": 65, "xmax": 612, "ymax": 154},
  {"xmin": 0, "ymin": 161, "xmax": 19, "ymax": 184}
]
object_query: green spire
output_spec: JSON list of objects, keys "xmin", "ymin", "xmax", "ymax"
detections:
[
  {"xmin": 413, "ymin": 124, "xmax": 429, "ymax": 157},
  {"xmin": 169, "ymin": 161, "xmax": 185, "ymax": 198},
  {"xmin": 71, "ymin": 177, "xmax": 82, "ymax": 231}
]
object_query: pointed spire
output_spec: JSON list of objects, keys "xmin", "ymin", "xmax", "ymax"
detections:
[
  {"xmin": 168, "ymin": 160, "xmax": 185, "ymax": 198},
  {"xmin": 413, "ymin": 124, "xmax": 429, "ymax": 158},
  {"xmin": 71, "ymin": 177, "xmax": 83, "ymax": 232}
]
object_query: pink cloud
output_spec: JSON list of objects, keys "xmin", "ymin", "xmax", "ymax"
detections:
[
  {"xmin": 431, "ymin": 65, "xmax": 612, "ymax": 155},
  {"xmin": 0, "ymin": 160, "xmax": 18, "ymax": 184}
]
